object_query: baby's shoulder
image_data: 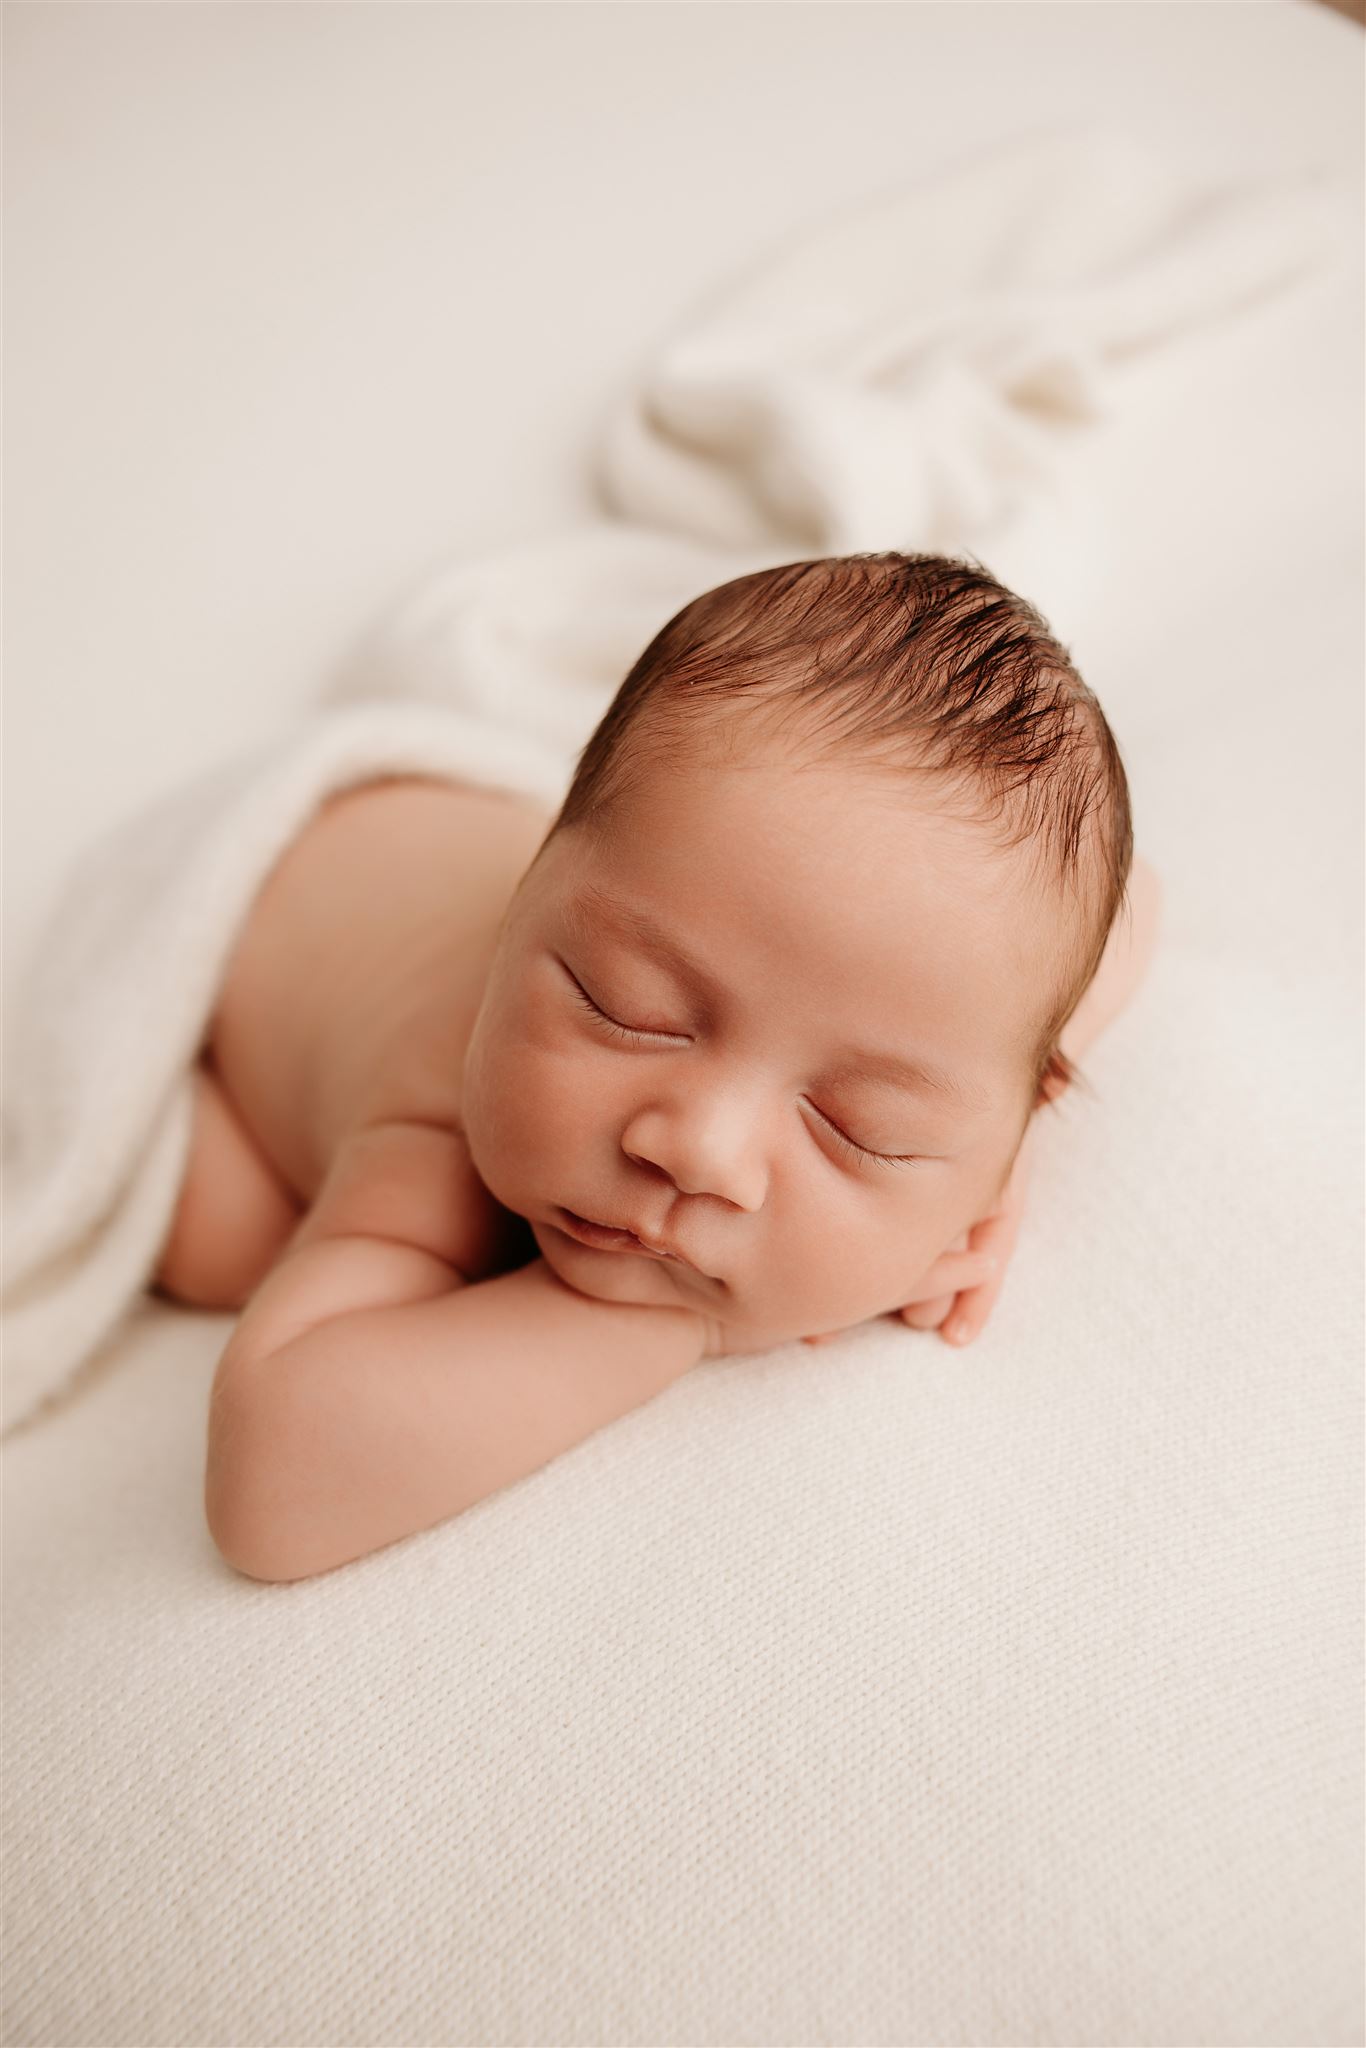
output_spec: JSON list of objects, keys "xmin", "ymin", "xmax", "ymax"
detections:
[
  {"xmin": 253, "ymin": 774, "xmax": 549, "ymax": 939},
  {"xmin": 209, "ymin": 774, "xmax": 552, "ymax": 1200}
]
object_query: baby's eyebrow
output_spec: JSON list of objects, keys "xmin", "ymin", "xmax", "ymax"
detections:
[
  {"xmin": 823, "ymin": 1044, "xmax": 982, "ymax": 1111},
  {"xmin": 563, "ymin": 884, "xmax": 726, "ymax": 1000},
  {"xmin": 561, "ymin": 884, "xmax": 981, "ymax": 1110}
]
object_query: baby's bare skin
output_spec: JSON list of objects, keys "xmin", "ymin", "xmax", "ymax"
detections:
[
  {"xmin": 159, "ymin": 776, "xmax": 553, "ymax": 1305},
  {"xmin": 212, "ymin": 774, "xmax": 553, "ymax": 1191},
  {"xmin": 192, "ymin": 745, "xmax": 1158, "ymax": 1580}
]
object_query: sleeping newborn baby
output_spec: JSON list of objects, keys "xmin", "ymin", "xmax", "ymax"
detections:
[{"xmin": 173, "ymin": 551, "xmax": 1159, "ymax": 1580}]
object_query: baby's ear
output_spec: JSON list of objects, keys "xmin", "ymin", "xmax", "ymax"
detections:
[{"xmin": 1032, "ymin": 1048, "xmax": 1074, "ymax": 1111}]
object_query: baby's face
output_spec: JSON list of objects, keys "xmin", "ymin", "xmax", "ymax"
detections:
[{"xmin": 462, "ymin": 740, "xmax": 1059, "ymax": 1350}]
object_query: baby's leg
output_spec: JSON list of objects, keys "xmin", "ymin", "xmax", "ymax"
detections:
[{"xmin": 153, "ymin": 1057, "xmax": 305, "ymax": 1311}]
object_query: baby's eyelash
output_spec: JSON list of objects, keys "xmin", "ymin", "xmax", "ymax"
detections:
[
  {"xmin": 566, "ymin": 978, "xmax": 671, "ymax": 1046},
  {"xmin": 567, "ymin": 973, "xmax": 919, "ymax": 1171},
  {"xmin": 809, "ymin": 1104, "xmax": 919, "ymax": 1172}
]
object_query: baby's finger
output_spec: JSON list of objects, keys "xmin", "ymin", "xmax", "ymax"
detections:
[
  {"xmin": 911, "ymin": 1247, "xmax": 998, "ymax": 1300},
  {"xmin": 940, "ymin": 1267, "xmax": 1006, "ymax": 1347},
  {"xmin": 899, "ymin": 1294, "xmax": 955, "ymax": 1331}
]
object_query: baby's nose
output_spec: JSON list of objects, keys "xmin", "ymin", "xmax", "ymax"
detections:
[{"xmin": 621, "ymin": 1101, "xmax": 769, "ymax": 1212}]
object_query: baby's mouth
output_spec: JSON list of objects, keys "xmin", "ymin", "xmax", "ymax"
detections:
[{"xmin": 555, "ymin": 1207, "xmax": 687, "ymax": 1265}]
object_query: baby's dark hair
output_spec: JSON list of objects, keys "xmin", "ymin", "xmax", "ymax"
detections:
[{"xmin": 546, "ymin": 551, "xmax": 1134, "ymax": 1109}]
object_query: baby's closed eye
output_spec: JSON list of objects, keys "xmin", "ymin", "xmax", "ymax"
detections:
[
  {"xmin": 799, "ymin": 1098, "xmax": 923, "ymax": 1170},
  {"xmin": 563, "ymin": 973, "xmax": 678, "ymax": 1046}
]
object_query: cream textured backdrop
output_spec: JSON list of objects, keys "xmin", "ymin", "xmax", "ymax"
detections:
[{"xmin": 4, "ymin": 6, "xmax": 1362, "ymax": 2046}]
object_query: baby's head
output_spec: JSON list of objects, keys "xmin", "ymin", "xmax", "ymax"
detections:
[{"xmin": 463, "ymin": 551, "xmax": 1132, "ymax": 1350}]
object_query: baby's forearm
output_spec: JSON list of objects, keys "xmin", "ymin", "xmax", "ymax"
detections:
[
  {"xmin": 1059, "ymin": 853, "xmax": 1162, "ymax": 1066},
  {"xmin": 207, "ymin": 1259, "xmax": 706, "ymax": 1584}
]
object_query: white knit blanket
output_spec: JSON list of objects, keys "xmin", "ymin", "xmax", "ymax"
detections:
[{"xmin": 0, "ymin": 126, "xmax": 1348, "ymax": 1439}]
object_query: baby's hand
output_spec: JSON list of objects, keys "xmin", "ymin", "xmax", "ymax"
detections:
[{"xmin": 895, "ymin": 1129, "xmax": 1034, "ymax": 1349}]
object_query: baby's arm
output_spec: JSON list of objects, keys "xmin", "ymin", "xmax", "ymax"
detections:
[{"xmin": 206, "ymin": 1252, "xmax": 707, "ymax": 1585}]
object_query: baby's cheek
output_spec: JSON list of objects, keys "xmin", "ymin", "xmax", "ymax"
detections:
[
  {"xmin": 464, "ymin": 1031, "xmax": 549, "ymax": 1204},
  {"xmin": 470, "ymin": 1025, "xmax": 614, "ymax": 1228},
  {"xmin": 759, "ymin": 1204, "xmax": 949, "ymax": 1331}
]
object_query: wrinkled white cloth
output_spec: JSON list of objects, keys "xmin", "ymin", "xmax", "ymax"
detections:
[{"xmin": 0, "ymin": 124, "xmax": 1349, "ymax": 1438}]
